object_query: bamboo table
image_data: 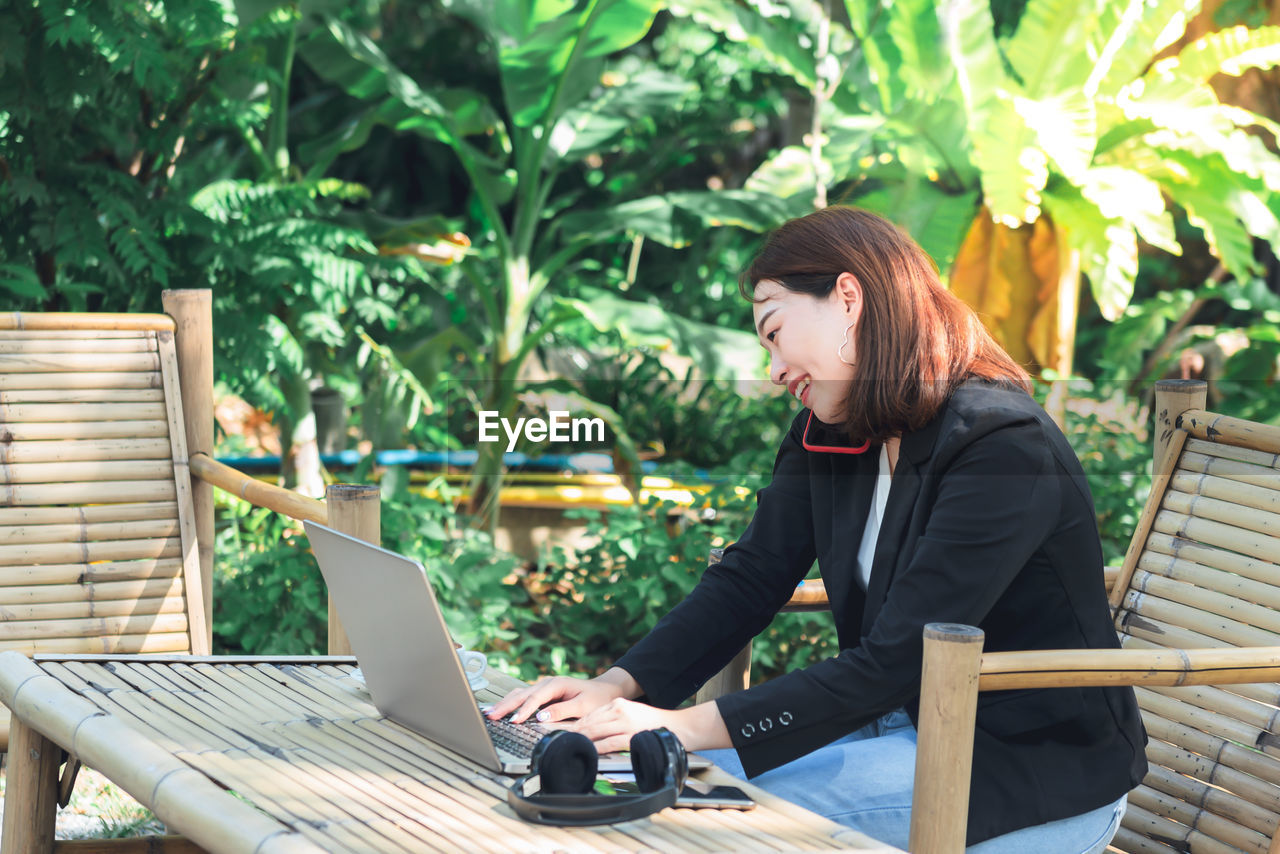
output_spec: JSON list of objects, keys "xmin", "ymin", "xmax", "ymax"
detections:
[{"xmin": 0, "ymin": 652, "xmax": 902, "ymax": 853}]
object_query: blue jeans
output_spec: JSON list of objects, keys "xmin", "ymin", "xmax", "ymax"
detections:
[{"xmin": 700, "ymin": 709, "xmax": 1127, "ymax": 853}]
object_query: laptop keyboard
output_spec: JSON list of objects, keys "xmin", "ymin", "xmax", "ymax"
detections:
[{"xmin": 483, "ymin": 712, "xmax": 549, "ymax": 760}]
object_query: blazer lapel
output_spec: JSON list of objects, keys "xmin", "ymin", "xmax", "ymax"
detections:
[{"xmin": 860, "ymin": 408, "xmax": 948, "ymax": 628}]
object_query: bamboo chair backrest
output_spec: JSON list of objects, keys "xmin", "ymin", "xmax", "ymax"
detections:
[
  {"xmin": 1107, "ymin": 405, "xmax": 1280, "ymax": 854},
  {"xmin": 0, "ymin": 313, "xmax": 209, "ymax": 663}
]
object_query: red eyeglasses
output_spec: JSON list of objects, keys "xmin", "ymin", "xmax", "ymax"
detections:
[{"xmin": 800, "ymin": 410, "xmax": 871, "ymax": 454}]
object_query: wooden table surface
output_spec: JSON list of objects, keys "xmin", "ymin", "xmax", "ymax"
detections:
[{"xmin": 0, "ymin": 652, "xmax": 902, "ymax": 853}]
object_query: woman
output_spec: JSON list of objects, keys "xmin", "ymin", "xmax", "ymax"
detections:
[{"xmin": 489, "ymin": 207, "xmax": 1147, "ymax": 851}]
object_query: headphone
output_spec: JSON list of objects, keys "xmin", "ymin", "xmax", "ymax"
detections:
[{"xmin": 507, "ymin": 728, "xmax": 688, "ymax": 826}]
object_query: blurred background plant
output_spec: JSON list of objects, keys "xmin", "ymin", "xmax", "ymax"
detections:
[{"xmin": 3, "ymin": 0, "xmax": 1280, "ymax": 687}]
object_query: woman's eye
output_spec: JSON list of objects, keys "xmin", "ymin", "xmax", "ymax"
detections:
[{"xmin": 767, "ymin": 330, "xmax": 777, "ymax": 343}]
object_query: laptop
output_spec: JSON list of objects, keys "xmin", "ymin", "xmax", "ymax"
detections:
[{"xmin": 304, "ymin": 520, "xmax": 710, "ymax": 775}]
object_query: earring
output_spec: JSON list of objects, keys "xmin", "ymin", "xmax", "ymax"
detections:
[{"xmin": 837, "ymin": 322, "xmax": 855, "ymax": 366}]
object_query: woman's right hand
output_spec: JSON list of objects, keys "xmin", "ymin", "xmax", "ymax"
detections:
[{"xmin": 486, "ymin": 667, "xmax": 640, "ymax": 724}]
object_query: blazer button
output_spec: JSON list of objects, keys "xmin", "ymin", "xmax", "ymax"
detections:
[
  {"xmin": 779, "ymin": 711, "xmax": 793, "ymax": 726},
  {"xmin": 759, "ymin": 717, "xmax": 773, "ymax": 731},
  {"xmin": 741, "ymin": 722, "xmax": 756, "ymax": 738}
]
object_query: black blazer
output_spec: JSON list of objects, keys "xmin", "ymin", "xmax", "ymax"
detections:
[{"xmin": 615, "ymin": 380, "xmax": 1147, "ymax": 845}]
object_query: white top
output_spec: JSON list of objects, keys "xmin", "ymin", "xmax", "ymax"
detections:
[{"xmin": 856, "ymin": 444, "xmax": 893, "ymax": 591}]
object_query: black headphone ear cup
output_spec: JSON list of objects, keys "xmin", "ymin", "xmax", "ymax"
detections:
[
  {"xmin": 534, "ymin": 731, "xmax": 598, "ymax": 795},
  {"xmin": 629, "ymin": 730, "xmax": 669, "ymax": 793}
]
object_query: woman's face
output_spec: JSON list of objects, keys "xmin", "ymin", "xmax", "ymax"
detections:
[{"xmin": 753, "ymin": 275, "xmax": 862, "ymax": 424}]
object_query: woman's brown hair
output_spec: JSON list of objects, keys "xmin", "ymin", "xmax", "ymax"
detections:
[{"xmin": 740, "ymin": 206, "xmax": 1032, "ymax": 444}]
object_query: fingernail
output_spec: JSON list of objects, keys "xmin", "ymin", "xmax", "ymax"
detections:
[{"xmin": 535, "ymin": 710, "xmax": 550, "ymax": 723}]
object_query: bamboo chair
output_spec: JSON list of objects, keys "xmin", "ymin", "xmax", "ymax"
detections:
[
  {"xmin": 0, "ymin": 293, "xmax": 377, "ymax": 758},
  {"xmin": 912, "ymin": 379, "xmax": 1280, "ymax": 854}
]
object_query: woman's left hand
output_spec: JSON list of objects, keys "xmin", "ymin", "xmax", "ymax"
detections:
[{"xmin": 570, "ymin": 698, "xmax": 731, "ymax": 755}]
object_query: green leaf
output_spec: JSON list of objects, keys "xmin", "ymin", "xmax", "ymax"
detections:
[
  {"xmin": 1003, "ymin": 0, "xmax": 1094, "ymax": 97},
  {"xmin": 550, "ymin": 68, "xmax": 691, "ymax": 160},
  {"xmin": 885, "ymin": 0, "xmax": 949, "ymax": 96},
  {"xmin": 744, "ymin": 146, "xmax": 821, "ymax": 212},
  {"xmin": 1076, "ymin": 166, "xmax": 1180, "ymax": 255},
  {"xmin": 1091, "ymin": 0, "xmax": 1203, "ymax": 97},
  {"xmin": 666, "ymin": 0, "xmax": 818, "ymax": 88},
  {"xmin": 939, "ymin": 0, "xmax": 1045, "ymax": 224},
  {"xmin": 851, "ymin": 182, "xmax": 978, "ymax": 273},
  {"xmin": 0, "ymin": 264, "xmax": 47, "ymax": 300},
  {"xmin": 559, "ymin": 190, "xmax": 794, "ymax": 248},
  {"xmin": 1015, "ymin": 88, "xmax": 1097, "ymax": 182},
  {"xmin": 1042, "ymin": 183, "xmax": 1138, "ymax": 321},
  {"xmin": 1157, "ymin": 24, "xmax": 1280, "ymax": 81}
]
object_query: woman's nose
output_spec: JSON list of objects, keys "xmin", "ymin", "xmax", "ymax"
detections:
[{"xmin": 770, "ymin": 356, "xmax": 788, "ymax": 386}]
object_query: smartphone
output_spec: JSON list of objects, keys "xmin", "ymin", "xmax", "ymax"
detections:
[{"xmin": 675, "ymin": 784, "xmax": 756, "ymax": 810}]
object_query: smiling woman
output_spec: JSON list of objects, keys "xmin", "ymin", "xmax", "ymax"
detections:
[{"xmin": 490, "ymin": 206, "xmax": 1145, "ymax": 853}]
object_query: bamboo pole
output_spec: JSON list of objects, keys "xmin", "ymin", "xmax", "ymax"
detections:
[
  {"xmin": 3, "ymin": 460, "xmax": 173, "ymax": 483},
  {"xmin": 0, "ymin": 578, "xmax": 182, "ymax": 606},
  {"xmin": 0, "ymin": 313, "xmax": 173, "ymax": 332},
  {"xmin": 0, "ymin": 633, "xmax": 192, "ymax": 655},
  {"xmin": 1145, "ymin": 531, "xmax": 1279, "ymax": 588},
  {"xmin": 0, "ymin": 502, "xmax": 177, "ymax": 527},
  {"xmin": 325, "ymin": 484, "xmax": 380, "ymax": 656},
  {"xmin": 1163, "ymin": 489, "xmax": 1280, "ymax": 538},
  {"xmin": 0, "ymin": 371, "xmax": 161, "ymax": 391},
  {"xmin": 1127, "ymin": 783, "xmax": 1271, "ymax": 852},
  {"xmin": 1152, "ymin": 509, "xmax": 1280, "ymax": 566},
  {"xmin": 0, "ymin": 537, "xmax": 181, "ymax": 568},
  {"xmin": 0, "ymin": 519, "xmax": 178, "ymax": 546},
  {"xmin": 0, "ymin": 558, "xmax": 184, "ymax": 587},
  {"xmin": 1, "ymin": 716, "xmax": 62, "ymax": 854},
  {"xmin": 1130, "ymin": 570, "xmax": 1280, "ymax": 635},
  {"xmin": 0, "ymin": 438, "xmax": 172, "ymax": 464},
  {"xmin": 0, "ymin": 353, "xmax": 160, "ymax": 374},
  {"xmin": 0, "ymin": 388, "xmax": 165, "ymax": 404},
  {"xmin": 1155, "ymin": 380, "xmax": 1208, "ymax": 470},
  {"xmin": 1179, "ymin": 409, "xmax": 1280, "ymax": 457},
  {"xmin": 910, "ymin": 623, "xmax": 984, "ymax": 854},
  {"xmin": 694, "ymin": 645, "xmax": 751, "ymax": 705},
  {"xmin": 0, "ymin": 420, "xmax": 169, "ymax": 441},
  {"xmin": 1169, "ymin": 471, "xmax": 1280, "ymax": 515},
  {"xmin": 1185, "ymin": 440, "xmax": 1280, "ymax": 474},
  {"xmin": 163, "ymin": 289, "xmax": 214, "ymax": 653},
  {"xmin": 1111, "ymin": 424, "xmax": 1191, "ymax": 612},
  {"xmin": 0, "ymin": 612, "xmax": 188, "ymax": 641},
  {"xmin": 52, "ymin": 838, "xmax": 205, "ymax": 854},
  {"xmin": 0, "ymin": 402, "xmax": 167, "ymax": 422},
  {"xmin": 0, "ymin": 596, "xmax": 187, "ymax": 623},
  {"xmin": 190, "ymin": 454, "xmax": 325, "ymax": 524},
  {"xmin": 0, "ymin": 338, "xmax": 156, "ymax": 354},
  {"xmin": 976, "ymin": 645, "xmax": 1280, "ymax": 691}
]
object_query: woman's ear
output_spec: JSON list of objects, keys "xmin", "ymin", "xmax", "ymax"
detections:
[{"xmin": 835, "ymin": 272, "xmax": 862, "ymax": 319}]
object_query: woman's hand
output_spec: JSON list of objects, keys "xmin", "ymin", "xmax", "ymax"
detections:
[
  {"xmin": 486, "ymin": 667, "xmax": 640, "ymax": 724},
  {"xmin": 571, "ymin": 699, "xmax": 732, "ymax": 755}
]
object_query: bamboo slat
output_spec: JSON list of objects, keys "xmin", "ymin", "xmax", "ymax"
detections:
[
  {"xmin": 0, "ymin": 329, "xmax": 151, "ymax": 339},
  {"xmin": 0, "ymin": 437, "xmax": 172, "ymax": 464},
  {"xmin": 1146, "ymin": 532, "xmax": 1280, "ymax": 587},
  {"xmin": 1145, "ymin": 737, "xmax": 1280, "ymax": 816},
  {"xmin": 1142, "ymin": 711, "xmax": 1280, "ymax": 792},
  {"xmin": 1127, "ymin": 783, "xmax": 1270, "ymax": 853},
  {"xmin": 190, "ymin": 453, "xmax": 326, "ymax": 524},
  {"xmin": 0, "ymin": 401, "xmax": 167, "ymax": 423},
  {"xmin": 0, "ymin": 596, "xmax": 186, "ymax": 623},
  {"xmin": 0, "ymin": 338, "xmax": 157, "ymax": 354},
  {"xmin": 0, "ymin": 353, "xmax": 160, "ymax": 374},
  {"xmin": 0, "ymin": 519, "xmax": 178, "ymax": 546},
  {"xmin": 0, "ymin": 633, "xmax": 190, "ymax": 655},
  {"xmin": 1180, "ymin": 410, "xmax": 1280, "ymax": 456},
  {"xmin": 1117, "ymin": 609, "xmax": 1232, "ymax": 649},
  {"xmin": 1138, "ymin": 690, "xmax": 1280, "ymax": 770},
  {"xmin": 0, "ymin": 501, "xmax": 177, "ymax": 527},
  {"xmin": 0, "ymin": 420, "xmax": 169, "ymax": 441},
  {"xmin": 3, "ymin": 460, "xmax": 174, "ymax": 484},
  {"xmin": 1112, "ymin": 825, "xmax": 1182, "ymax": 854},
  {"xmin": 1182, "ymin": 445, "xmax": 1274, "ymax": 478},
  {"xmin": 1170, "ymin": 471, "xmax": 1280, "ymax": 515},
  {"xmin": 156, "ymin": 331, "xmax": 209, "ymax": 656},
  {"xmin": 1143, "ymin": 683, "xmax": 1280, "ymax": 739},
  {"xmin": 1152, "ymin": 509, "xmax": 1280, "ymax": 568},
  {"xmin": 0, "ymin": 653, "xmax": 322, "ymax": 854},
  {"xmin": 0, "ymin": 388, "xmax": 165, "ymax": 405},
  {"xmin": 1121, "ymin": 802, "xmax": 1243, "ymax": 854},
  {"xmin": 0, "ymin": 480, "xmax": 177, "ymax": 507},
  {"xmin": 0, "ymin": 314, "xmax": 173, "ymax": 332},
  {"xmin": 1131, "ymin": 570, "xmax": 1280, "ymax": 635},
  {"xmin": 0, "ymin": 371, "xmax": 162, "ymax": 391},
  {"xmin": 1121, "ymin": 590, "xmax": 1280, "ymax": 648},
  {"xmin": 0, "ymin": 577, "xmax": 182, "ymax": 605},
  {"xmin": 0, "ymin": 558, "xmax": 183, "ymax": 587},
  {"xmin": 0, "ymin": 612, "xmax": 187, "ymax": 641},
  {"xmin": 52, "ymin": 837, "xmax": 205, "ymax": 854},
  {"xmin": 1163, "ymin": 489, "xmax": 1280, "ymax": 539},
  {"xmin": 0, "ymin": 537, "xmax": 180, "ymax": 567},
  {"xmin": 976, "ymin": 646, "xmax": 1280, "ymax": 691},
  {"xmin": 1137, "ymin": 551, "xmax": 1280, "ymax": 612},
  {"xmin": 1112, "ymin": 425, "xmax": 1191, "ymax": 611}
]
